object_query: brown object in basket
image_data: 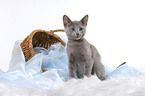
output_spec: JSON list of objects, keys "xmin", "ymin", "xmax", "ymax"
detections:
[{"xmin": 20, "ymin": 29, "xmax": 66, "ymax": 72}]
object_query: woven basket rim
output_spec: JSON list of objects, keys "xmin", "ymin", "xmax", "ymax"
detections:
[{"xmin": 20, "ymin": 29, "xmax": 66, "ymax": 62}]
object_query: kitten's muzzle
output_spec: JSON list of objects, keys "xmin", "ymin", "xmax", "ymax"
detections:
[
  {"xmin": 74, "ymin": 33, "xmax": 82, "ymax": 40},
  {"xmin": 76, "ymin": 33, "xmax": 80, "ymax": 37}
]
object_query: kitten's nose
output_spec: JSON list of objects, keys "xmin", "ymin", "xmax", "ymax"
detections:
[{"xmin": 76, "ymin": 33, "xmax": 79, "ymax": 36}]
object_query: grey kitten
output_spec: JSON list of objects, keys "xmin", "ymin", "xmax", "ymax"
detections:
[{"xmin": 63, "ymin": 15, "xmax": 106, "ymax": 80}]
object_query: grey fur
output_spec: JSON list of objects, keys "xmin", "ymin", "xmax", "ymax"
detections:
[{"xmin": 63, "ymin": 15, "xmax": 106, "ymax": 80}]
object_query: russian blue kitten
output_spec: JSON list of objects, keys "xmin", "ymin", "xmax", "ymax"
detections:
[{"xmin": 63, "ymin": 15, "xmax": 106, "ymax": 80}]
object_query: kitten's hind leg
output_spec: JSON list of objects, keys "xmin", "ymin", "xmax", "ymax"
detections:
[{"xmin": 91, "ymin": 62, "xmax": 106, "ymax": 81}]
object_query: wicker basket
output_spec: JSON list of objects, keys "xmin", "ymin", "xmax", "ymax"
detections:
[{"xmin": 20, "ymin": 29, "xmax": 66, "ymax": 72}]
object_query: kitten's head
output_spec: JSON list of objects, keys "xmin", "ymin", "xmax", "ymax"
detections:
[{"xmin": 63, "ymin": 15, "xmax": 88, "ymax": 41}]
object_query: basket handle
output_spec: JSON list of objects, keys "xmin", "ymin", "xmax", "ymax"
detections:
[{"xmin": 50, "ymin": 29, "xmax": 65, "ymax": 34}]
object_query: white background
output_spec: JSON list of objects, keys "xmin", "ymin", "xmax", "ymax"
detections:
[{"xmin": 0, "ymin": 0, "xmax": 145, "ymax": 72}]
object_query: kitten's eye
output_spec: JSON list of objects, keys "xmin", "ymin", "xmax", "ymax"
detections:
[
  {"xmin": 80, "ymin": 28, "xmax": 83, "ymax": 31},
  {"xmin": 71, "ymin": 28, "xmax": 75, "ymax": 31}
]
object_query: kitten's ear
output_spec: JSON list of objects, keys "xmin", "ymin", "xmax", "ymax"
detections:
[
  {"xmin": 81, "ymin": 15, "xmax": 88, "ymax": 26},
  {"xmin": 63, "ymin": 15, "xmax": 72, "ymax": 27}
]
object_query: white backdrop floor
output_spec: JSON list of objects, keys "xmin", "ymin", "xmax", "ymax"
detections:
[{"xmin": 0, "ymin": 76, "xmax": 145, "ymax": 96}]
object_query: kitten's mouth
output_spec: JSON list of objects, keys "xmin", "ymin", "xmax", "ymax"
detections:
[{"xmin": 74, "ymin": 36, "xmax": 81, "ymax": 40}]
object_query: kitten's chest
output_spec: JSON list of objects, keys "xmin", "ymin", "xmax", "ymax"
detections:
[{"xmin": 67, "ymin": 39, "xmax": 92, "ymax": 57}]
